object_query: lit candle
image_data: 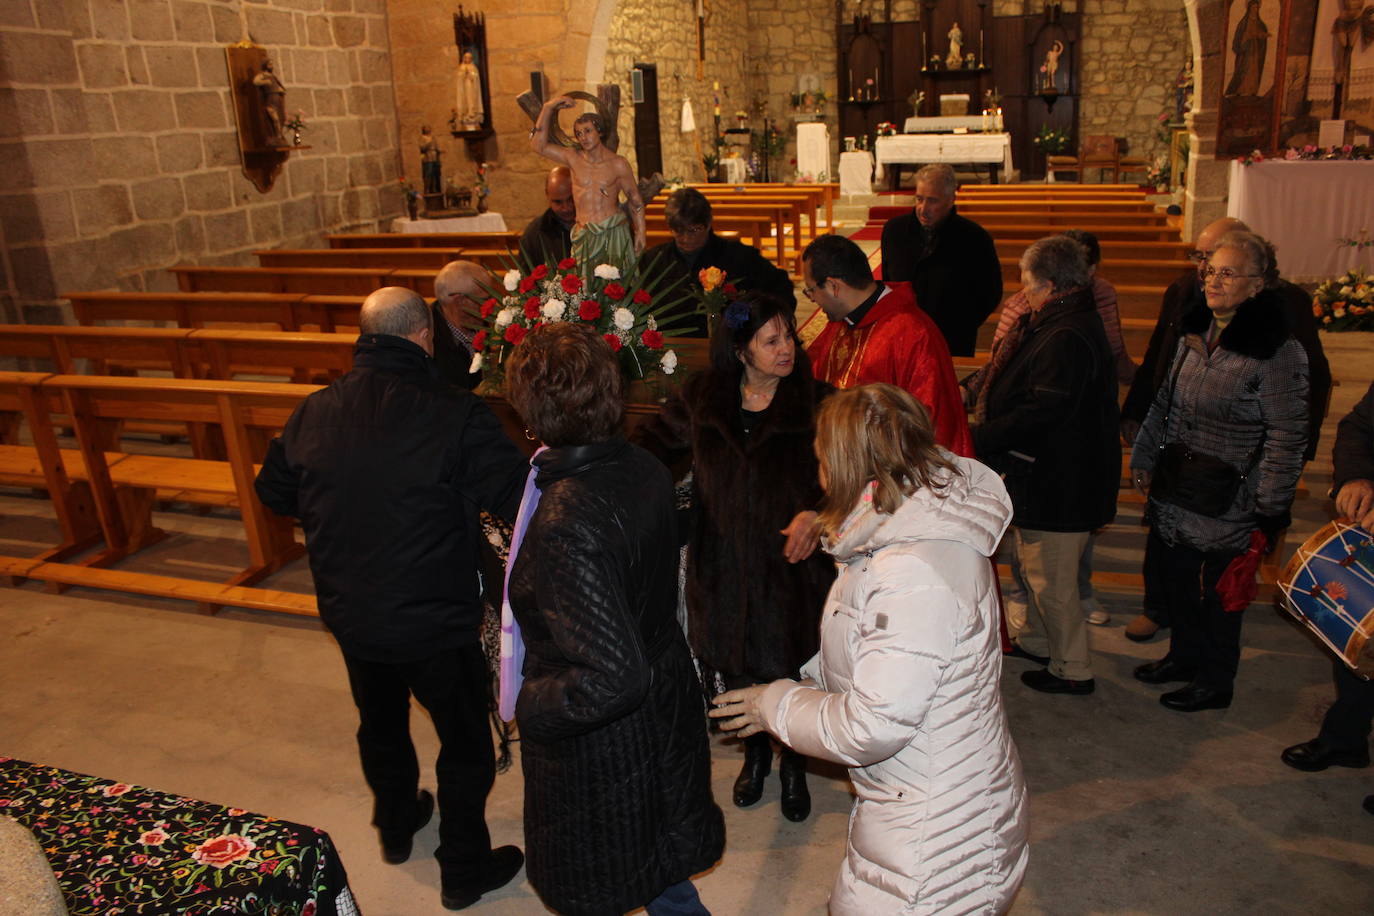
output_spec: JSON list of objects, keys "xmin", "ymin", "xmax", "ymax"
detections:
[{"xmin": 995, "ymin": 107, "xmax": 1003, "ymax": 131}]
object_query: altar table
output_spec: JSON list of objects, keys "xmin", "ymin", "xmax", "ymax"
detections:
[
  {"xmin": 391, "ymin": 212, "xmax": 508, "ymax": 233},
  {"xmin": 839, "ymin": 150, "xmax": 874, "ymax": 197},
  {"xmin": 874, "ymin": 133, "xmax": 1013, "ymax": 187},
  {"xmin": 0, "ymin": 756, "xmax": 359, "ymax": 916},
  {"xmin": 1227, "ymin": 160, "xmax": 1374, "ymax": 282}
]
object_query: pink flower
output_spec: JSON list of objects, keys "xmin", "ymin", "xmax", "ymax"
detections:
[
  {"xmin": 102, "ymin": 783, "xmax": 131, "ymax": 797},
  {"xmin": 191, "ymin": 834, "xmax": 256, "ymax": 869},
  {"xmin": 138, "ymin": 828, "xmax": 170, "ymax": 846}
]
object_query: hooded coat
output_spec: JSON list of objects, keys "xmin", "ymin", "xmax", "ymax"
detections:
[
  {"xmin": 632, "ymin": 360, "xmax": 836, "ymax": 680},
  {"xmin": 758, "ymin": 455, "xmax": 1028, "ymax": 915},
  {"xmin": 509, "ymin": 438, "xmax": 725, "ymax": 916}
]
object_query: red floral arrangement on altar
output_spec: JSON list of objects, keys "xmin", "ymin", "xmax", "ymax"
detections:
[{"xmin": 470, "ymin": 256, "xmax": 692, "ymax": 385}]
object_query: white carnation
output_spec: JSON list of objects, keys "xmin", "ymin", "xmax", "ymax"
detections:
[
  {"xmin": 542, "ymin": 299, "xmax": 565, "ymax": 321},
  {"xmin": 613, "ymin": 307, "xmax": 635, "ymax": 331},
  {"xmin": 468, "ymin": 352, "xmax": 484, "ymax": 373},
  {"xmin": 660, "ymin": 349, "xmax": 678, "ymax": 375},
  {"xmin": 594, "ymin": 264, "xmax": 621, "ymax": 280},
  {"xmin": 495, "ymin": 307, "xmax": 517, "ymax": 328},
  {"xmin": 503, "ymin": 269, "xmax": 521, "ymax": 292}
]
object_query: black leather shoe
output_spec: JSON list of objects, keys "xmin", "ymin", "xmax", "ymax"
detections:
[
  {"xmin": 779, "ymin": 750, "xmax": 811, "ymax": 822},
  {"xmin": 1133, "ymin": 658, "xmax": 1196, "ymax": 685},
  {"xmin": 1280, "ymin": 740, "xmax": 1370, "ymax": 772},
  {"xmin": 441, "ymin": 845, "xmax": 524, "ymax": 910},
  {"xmin": 733, "ymin": 733, "xmax": 772, "ymax": 808},
  {"xmin": 380, "ymin": 789, "xmax": 434, "ymax": 864},
  {"xmin": 1160, "ymin": 682, "xmax": 1232, "ymax": 712},
  {"xmin": 1004, "ymin": 642, "xmax": 1051, "ymax": 666},
  {"xmin": 1021, "ymin": 669, "xmax": 1095, "ymax": 695}
]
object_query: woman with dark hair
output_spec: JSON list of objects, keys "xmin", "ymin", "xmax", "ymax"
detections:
[
  {"xmin": 1130, "ymin": 230, "xmax": 1307, "ymax": 711},
  {"xmin": 633, "ymin": 291, "xmax": 835, "ymax": 822},
  {"xmin": 503, "ymin": 322, "xmax": 724, "ymax": 915},
  {"xmin": 710, "ymin": 383, "xmax": 1027, "ymax": 914}
]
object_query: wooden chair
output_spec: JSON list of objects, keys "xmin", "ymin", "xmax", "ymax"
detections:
[{"xmin": 1079, "ymin": 135, "xmax": 1121, "ymax": 183}]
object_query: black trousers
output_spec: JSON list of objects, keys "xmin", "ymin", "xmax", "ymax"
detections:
[
  {"xmin": 1317, "ymin": 659, "xmax": 1374, "ymax": 751},
  {"xmin": 1151, "ymin": 527, "xmax": 1245, "ymax": 691},
  {"xmin": 1141, "ymin": 524, "xmax": 1171, "ymax": 625},
  {"xmin": 342, "ymin": 642, "xmax": 495, "ymax": 880}
]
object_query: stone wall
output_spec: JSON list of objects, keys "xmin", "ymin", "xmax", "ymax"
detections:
[
  {"xmin": 603, "ymin": 0, "xmax": 751, "ymax": 182},
  {"xmin": 1078, "ymin": 0, "xmax": 1190, "ymax": 163},
  {"xmin": 747, "ymin": 0, "xmax": 839, "ymax": 180},
  {"xmin": 0, "ymin": 0, "xmax": 403, "ymax": 323}
]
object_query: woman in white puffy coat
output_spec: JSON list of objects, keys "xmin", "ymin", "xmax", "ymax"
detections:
[{"xmin": 712, "ymin": 383, "xmax": 1028, "ymax": 915}]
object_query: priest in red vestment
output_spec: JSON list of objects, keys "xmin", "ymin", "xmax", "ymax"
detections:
[{"xmin": 802, "ymin": 234, "xmax": 974, "ymax": 457}]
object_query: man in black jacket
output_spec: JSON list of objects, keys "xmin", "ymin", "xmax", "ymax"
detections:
[
  {"xmin": 1280, "ymin": 380, "xmax": 1374, "ymax": 816},
  {"xmin": 641, "ymin": 187, "xmax": 796, "ymax": 337},
  {"xmin": 1120, "ymin": 217, "xmax": 1331, "ymax": 641},
  {"xmin": 431, "ymin": 259, "xmax": 488, "ymax": 390},
  {"xmin": 518, "ymin": 166, "xmax": 575, "ymax": 266},
  {"xmin": 879, "ymin": 163, "xmax": 1002, "ymax": 356},
  {"xmin": 255, "ymin": 286, "xmax": 527, "ymax": 910}
]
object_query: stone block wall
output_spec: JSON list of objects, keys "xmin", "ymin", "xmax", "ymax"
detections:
[
  {"xmin": 0, "ymin": 0, "xmax": 402, "ymax": 324},
  {"xmin": 747, "ymin": 0, "xmax": 839, "ymax": 181}
]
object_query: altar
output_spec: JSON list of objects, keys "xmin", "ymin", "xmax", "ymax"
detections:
[
  {"xmin": 391, "ymin": 212, "xmax": 508, "ymax": 233},
  {"xmin": 1227, "ymin": 160, "xmax": 1374, "ymax": 282},
  {"xmin": 874, "ymin": 133, "xmax": 1013, "ymax": 187}
]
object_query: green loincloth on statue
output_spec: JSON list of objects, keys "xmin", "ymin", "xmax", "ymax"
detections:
[{"xmin": 571, "ymin": 211, "xmax": 636, "ymax": 275}]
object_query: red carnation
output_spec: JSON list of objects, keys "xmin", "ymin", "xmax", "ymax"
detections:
[
  {"xmin": 518, "ymin": 275, "xmax": 535, "ymax": 294},
  {"xmin": 723, "ymin": 283, "xmax": 738, "ymax": 296},
  {"xmin": 604, "ymin": 282, "xmax": 626, "ymax": 299},
  {"xmin": 472, "ymin": 330, "xmax": 487, "ymax": 350},
  {"xmin": 480, "ymin": 298, "xmax": 498, "ymax": 318},
  {"xmin": 524, "ymin": 297, "xmax": 541, "ymax": 319},
  {"xmin": 641, "ymin": 328, "xmax": 664, "ymax": 350},
  {"xmin": 561, "ymin": 273, "xmax": 583, "ymax": 294},
  {"xmin": 633, "ymin": 289, "xmax": 651, "ymax": 306},
  {"xmin": 504, "ymin": 324, "xmax": 527, "ymax": 345},
  {"xmin": 579, "ymin": 300, "xmax": 602, "ymax": 321},
  {"xmin": 603, "ymin": 333, "xmax": 623, "ymax": 351},
  {"xmin": 531, "ymin": 264, "xmax": 549, "ymax": 280},
  {"xmin": 558, "ymin": 257, "xmax": 577, "ymax": 270}
]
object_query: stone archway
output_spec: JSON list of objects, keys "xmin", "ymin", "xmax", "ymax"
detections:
[{"xmin": 1181, "ymin": 0, "xmax": 1231, "ymax": 240}]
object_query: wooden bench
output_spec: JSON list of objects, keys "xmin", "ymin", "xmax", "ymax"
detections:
[
  {"xmin": 256, "ymin": 248, "xmax": 465, "ymax": 270},
  {"xmin": 327, "ymin": 231, "xmax": 520, "ymax": 249},
  {"xmin": 171, "ymin": 266, "xmax": 393, "ymax": 297},
  {"xmin": 648, "ymin": 201, "xmax": 792, "ymax": 264},
  {"xmin": 998, "ymin": 257, "xmax": 1191, "ymax": 287},
  {"xmin": 980, "ymin": 224, "xmax": 1182, "ymax": 242},
  {"xmin": 694, "ymin": 188, "xmax": 824, "ymax": 241},
  {"xmin": 957, "ymin": 201, "xmax": 1160, "ymax": 215},
  {"xmin": 996, "ymin": 239, "xmax": 1190, "ymax": 261},
  {"xmin": 65, "ymin": 291, "xmax": 366, "ymax": 334},
  {"xmin": 690, "ymin": 182, "xmax": 837, "ymax": 229}
]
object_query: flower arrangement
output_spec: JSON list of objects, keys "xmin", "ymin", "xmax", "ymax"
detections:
[
  {"xmin": 1144, "ymin": 155, "xmax": 1171, "ymax": 192},
  {"xmin": 1033, "ymin": 125, "xmax": 1070, "ymax": 154},
  {"xmin": 1311, "ymin": 269, "xmax": 1374, "ymax": 331},
  {"xmin": 1244, "ymin": 144, "xmax": 1374, "ymax": 165},
  {"xmin": 875, "ymin": 121, "xmax": 897, "ymax": 137},
  {"xmin": 470, "ymin": 257, "xmax": 690, "ymax": 385},
  {"xmin": 693, "ymin": 266, "xmax": 739, "ymax": 329}
]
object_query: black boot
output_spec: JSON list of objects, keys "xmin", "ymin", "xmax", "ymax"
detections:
[
  {"xmin": 732, "ymin": 732, "xmax": 772, "ymax": 807},
  {"xmin": 779, "ymin": 749, "xmax": 811, "ymax": 822}
]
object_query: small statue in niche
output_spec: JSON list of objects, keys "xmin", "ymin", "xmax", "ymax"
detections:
[
  {"xmin": 456, "ymin": 50, "xmax": 485, "ymax": 130},
  {"xmin": 1042, "ymin": 40, "xmax": 1065, "ymax": 91},
  {"xmin": 252, "ymin": 58, "xmax": 287, "ymax": 146},
  {"xmin": 946, "ymin": 22, "xmax": 964, "ymax": 69},
  {"xmin": 420, "ymin": 126, "xmax": 442, "ymax": 195},
  {"xmin": 965, "ymin": 52, "xmax": 977, "ymax": 69},
  {"xmin": 909, "ymin": 89, "xmax": 925, "ymax": 116}
]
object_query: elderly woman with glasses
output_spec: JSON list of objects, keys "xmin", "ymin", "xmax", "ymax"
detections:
[{"xmin": 1129, "ymin": 230, "xmax": 1308, "ymax": 712}]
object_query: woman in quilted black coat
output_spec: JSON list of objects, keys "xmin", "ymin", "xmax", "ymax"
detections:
[
  {"xmin": 504, "ymin": 323, "xmax": 725, "ymax": 916},
  {"xmin": 633, "ymin": 292, "xmax": 836, "ymax": 823}
]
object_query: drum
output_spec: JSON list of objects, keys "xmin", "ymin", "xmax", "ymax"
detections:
[{"xmin": 1278, "ymin": 519, "xmax": 1374, "ymax": 676}]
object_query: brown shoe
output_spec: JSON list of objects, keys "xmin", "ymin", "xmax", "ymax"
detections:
[{"xmin": 1124, "ymin": 614, "xmax": 1161, "ymax": 642}]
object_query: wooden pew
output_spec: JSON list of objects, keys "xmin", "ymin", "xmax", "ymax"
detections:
[
  {"xmin": 256, "ymin": 248, "xmax": 464, "ymax": 270},
  {"xmin": 648, "ymin": 202, "xmax": 791, "ymax": 263},
  {"xmin": 982, "ymin": 224, "xmax": 1182, "ymax": 242},
  {"xmin": 69, "ymin": 291, "xmax": 307, "ymax": 330},
  {"xmin": 171, "ymin": 266, "xmax": 392, "ymax": 297},
  {"xmin": 955, "ymin": 210, "xmax": 1171, "ymax": 227},
  {"xmin": 998, "ymin": 257, "xmax": 1191, "ymax": 287},
  {"xmin": 957, "ymin": 201, "xmax": 1160, "ymax": 215},
  {"xmin": 694, "ymin": 188, "xmax": 824, "ymax": 241},
  {"xmin": 996, "ymin": 239, "xmax": 1190, "ymax": 261},
  {"xmin": 691, "ymin": 182, "xmax": 839, "ymax": 229},
  {"xmin": 327, "ymin": 231, "xmax": 520, "ymax": 249},
  {"xmin": 646, "ymin": 215, "xmax": 777, "ymax": 264}
]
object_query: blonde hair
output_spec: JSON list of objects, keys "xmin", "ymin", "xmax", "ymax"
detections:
[{"xmin": 814, "ymin": 383, "xmax": 961, "ymax": 534}]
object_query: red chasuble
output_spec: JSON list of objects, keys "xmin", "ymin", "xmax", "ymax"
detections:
[{"xmin": 807, "ymin": 282, "xmax": 974, "ymax": 457}]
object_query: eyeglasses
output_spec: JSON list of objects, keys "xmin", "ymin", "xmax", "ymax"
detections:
[
  {"xmin": 802, "ymin": 278, "xmax": 829, "ymax": 300},
  {"xmin": 1199, "ymin": 265, "xmax": 1260, "ymax": 284},
  {"xmin": 1187, "ymin": 250, "xmax": 1210, "ymax": 264}
]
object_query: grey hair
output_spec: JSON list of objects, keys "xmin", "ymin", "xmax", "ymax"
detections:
[
  {"xmin": 359, "ymin": 286, "xmax": 431, "ymax": 337},
  {"xmin": 434, "ymin": 259, "xmax": 490, "ymax": 303},
  {"xmin": 1020, "ymin": 235, "xmax": 1092, "ymax": 293},
  {"xmin": 913, "ymin": 163, "xmax": 956, "ymax": 198},
  {"xmin": 1212, "ymin": 229, "xmax": 1280, "ymax": 289}
]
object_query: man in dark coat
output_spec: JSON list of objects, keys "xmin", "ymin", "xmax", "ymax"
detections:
[
  {"xmin": 254, "ymin": 286, "xmax": 527, "ymax": 910},
  {"xmin": 518, "ymin": 165, "xmax": 575, "ymax": 266},
  {"xmin": 971, "ymin": 236, "xmax": 1119, "ymax": 695},
  {"xmin": 1120, "ymin": 217, "xmax": 1331, "ymax": 642},
  {"xmin": 1280, "ymin": 379, "xmax": 1374, "ymax": 816},
  {"xmin": 879, "ymin": 162, "xmax": 1002, "ymax": 356},
  {"xmin": 431, "ymin": 259, "xmax": 488, "ymax": 390},
  {"xmin": 641, "ymin": 187, "xmax": 796, "ymax": 337}
]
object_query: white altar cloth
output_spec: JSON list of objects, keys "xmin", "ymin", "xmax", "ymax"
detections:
[
  {"xmin": 391, "ymin": 213, "xmax": 508, "ymax": 233},
  {"xmin": 796, "ymin": 122, "xmax": 831, "ymax": 182},
  {"xmin": 839, "ymin": 151, "xmax": 874, "ymax": 197},
  {"xmin": 873, "ymin": 133, "xmax": 1013, "ymax": 180},
  {"xmin": 903, "ymin": 116, "xmax": 985, "ymax": 133},
  {"xmin": 1227, "ymin": 160, "xmax": 1374, "ymax": 282}
]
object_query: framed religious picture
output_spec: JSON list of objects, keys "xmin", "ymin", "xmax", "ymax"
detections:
[
  {"xmin": 452, "ymin": 6, "xmax": 492, "ymax": 139},
  {"xmin": 1215, "ymin": 0, "xmax": 1283, "ymax": 156}
]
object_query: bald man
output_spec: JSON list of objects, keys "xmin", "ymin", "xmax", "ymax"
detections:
[
  {"xmin": 1120, "ymin": 218, "xmax": 1330, "ymax": 642},
  {"xmin": 519, "ymin": 165, "xmax": 576, "ymax": 265},
  {"xmin": 432, "ymin": 259, "xmax": 489, "ymax": 389},
  {"xmin": 255, "ymin": 286, "xmax": 526, "ymax": 909}
]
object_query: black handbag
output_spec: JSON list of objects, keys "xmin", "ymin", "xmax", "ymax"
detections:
[{"xmin": 1147, "ymin": 349, "xmax": 1258, "ymax": 518}]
